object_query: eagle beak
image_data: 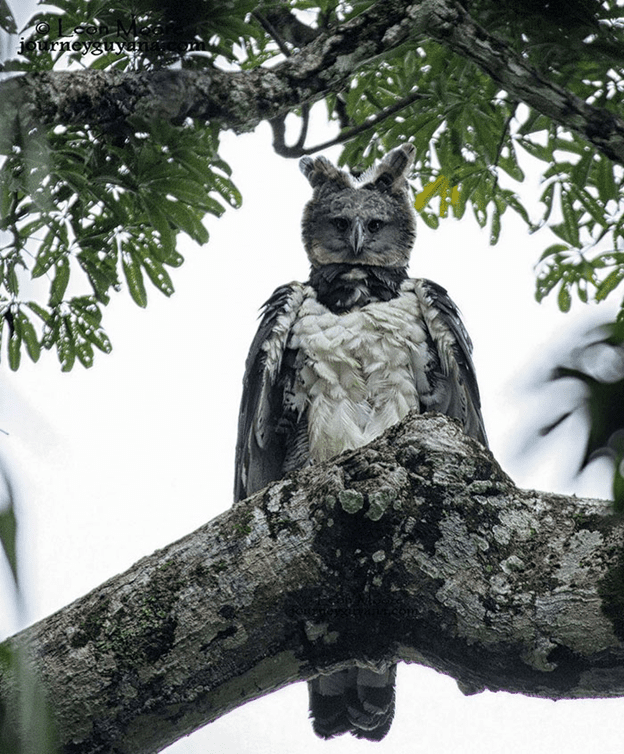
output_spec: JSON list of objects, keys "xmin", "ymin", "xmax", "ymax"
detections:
[{"xmin": 349, "ymin": 218, "xmax": 366, "ymax": 255}]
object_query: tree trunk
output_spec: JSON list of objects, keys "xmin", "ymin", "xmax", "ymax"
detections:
[
  {"xmin": 1, "ymin": 412, "xmax": 623, "ymax": 754},
  {"xmin": 3, "ymin": 0, "xmax": 624, "ymax": 165}
]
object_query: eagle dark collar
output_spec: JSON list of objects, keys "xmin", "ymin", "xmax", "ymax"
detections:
[{"xmin": 307, "ymin": 263, "xmax": 408, "ymax": 313}]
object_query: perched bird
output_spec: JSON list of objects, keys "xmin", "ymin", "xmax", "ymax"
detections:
[{"xmin": 234, "ymin": 144, "xmax": 487, "ymax": 741}]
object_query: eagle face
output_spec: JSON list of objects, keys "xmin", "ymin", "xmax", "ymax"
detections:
[
  {"xmin": 300, "ymin": 146, "xmax": 417, "ymax": 270},
  {"xmin": 301, "ymin": 188, "xmax": 415, "ymax": 268}
]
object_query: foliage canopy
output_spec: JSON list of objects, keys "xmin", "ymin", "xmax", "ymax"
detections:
[{"xmin": 0, "ymin": 0, "xmax": 623, "ymax": 370}]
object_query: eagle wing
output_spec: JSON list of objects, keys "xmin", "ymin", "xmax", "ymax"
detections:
[
  {"xmin": 414, "ymin": 279, "xmax": 488, "ymax": 447},
  {"xmin": 234, "ymin": 282, "xmax": 307, "ymax": 502}
]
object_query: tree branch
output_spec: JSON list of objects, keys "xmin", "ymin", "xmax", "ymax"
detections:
[
  {"xmin": 0, "ymin": 0, "xmax": 415, "ymax": 142},
  {"xmin": 3, "ymin": 0, "xmax": 624, "ymax": 166},
  {"xmin": 2, "ymin": 412, "xmax": 623, "ymax": 754},
  {"xmin": 252, "ymin": 11, "xmax": 294, "ymax": 59},
  {"xmin": 296, "ymin": 89, "xmax": 427, "ymax": 156},
  {"xmin": 270, "ymin": 103, "xmax": 310, "ymax": 157},
  {"xmin": 415, "ymin": 0, "xmax": 624, "ymax": 164}
]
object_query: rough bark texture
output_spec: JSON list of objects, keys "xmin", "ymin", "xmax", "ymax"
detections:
[
  {"xmin": 3, "ymin": 0, "xmax": 624, "ymax": 166},
  {"xmin": 1, "ymin": 412, "xmax": 624, "ymax": 754}
]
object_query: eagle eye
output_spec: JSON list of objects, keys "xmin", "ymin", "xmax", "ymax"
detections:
[{"xmin": 332, "ymin": 217, "xmax": 350, "ymax": 233}]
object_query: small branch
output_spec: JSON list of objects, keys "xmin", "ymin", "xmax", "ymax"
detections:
[
  {"xmin": 298, "ymin": 89, "xmax": 427, "ymax": 156},
  {"xmin": 494, "ymin": 101, "xmax": 518, "ymax": 165},
  {"xmin": 270, "ymin": 102, "xmax": 310, "ymax": 157},
  {"xmin": 490, "ymin": 99, "xmax": 518, "ymax": 194},
  {"xmin": 252, "ymin": 11, "xmax": 292, "ymax": 59}
]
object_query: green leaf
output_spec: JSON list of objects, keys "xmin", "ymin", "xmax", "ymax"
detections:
[
  {"xmin": 517, "ymin": 137, "xmax": 552, "ymax": 162},
  {"xmin": 209, "ymin": 174, "xmax": 243, "ymax": 209},
  {"xmin": 141, "ymin": 252, "xmax": 175, "ymax": 297},
  {"xmin": 84, "ymin": 322, "xmax": 112, "ymax": 355},
  {"xmin": 560, "ymin": 191, "xmax": 580, "ymax": 247},
  {"xmin": 32, "ymin": 232, "xmax": 64, "ymax": 278},
  {"xmin": 596, "ymin": 156, "xmax": 617, "ymax": 203},
  {"xmin": 57, "ymin": 317, "xmax": 76, "ymax": 372},
  {"xmin": 596, "ymin": 268, "xmax": 624, "ymax": 302},
  {"xmin": 571, "ymin": 150, "xmax": 593, "ymax": 187},
  {"xmin": 517, "ymin": 109, "xmax": 551, "ymax": 137},
  {"xmin": 143, "ymin": 198, "xmax": 176, "ymax": 259},
  {"xmin": 550, "ymin": 222, "xmax": 573, "ymax": 245},
  {"xmin": 160, "ymin": 199, "xmax": 209, "ymax": 245},
  {"xmin": 539, "ymin": 243, "xmax": 570, "ymax": 262},
  {"xmin": 577, "ymin": 280, "xmax": 588, "ymax": 303},
  {"xmin": 490, "ymin": 205, "xmax": 501, "ymax": 245},
  {"xmin": 558, "ymin": 283, "xmax": 572, "ymax": 312},
  {"xmin": 6, "ymin": 258, "xmax": 21, "ymax": 296},
  {"xmin": 0, "ymin": 502, "xmax": 17, "ymax": 587},
  {"xmin": 122, "ymin": 254, "xmax": 148, "ymax": 308},
  {"xmin": 568, "ymin": 185, "xmax": 607, "ymax": 229},
  {"xmin": 67, "ymin": 298, "xmax": 112, "ymax": 356},
  {"xmin": 49, "ymin": 259, "xmax": 71, "ymax": 307},
  {"xmin": 14, "ymin": 310, "xmax": 41, "ymax": 363},
  {"xmin": 67, "ymin": 317, "xmax": 94, "ymax": 368},
  {"xmin": 419, "ymin": 211, "xmax": 440, "ymax": 230},
  {"xmin": 76, "ymin": 250, "xmax": 117, "ymax": 304},
  {"xmin": 7, "ymin": 328, "xmax": 21, "ymax": 371},
  {"xmin": 502, "ymin": 192, "xmax": 533, "ymax": 229},
  {"xmin": 498, "ymin": 145, "xmax": 525, "ymax": 182},
  {"xmin": 26, "ymin": 301, "xmax": 51, "ymax": 325}
]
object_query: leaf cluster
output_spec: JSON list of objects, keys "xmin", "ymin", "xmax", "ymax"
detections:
[
  {"xmin": 522, "ymin": 116, "xmax": 624, "ymax": 315},
  {"xmin": 0, "ymin": 118, "xmax": 240, "ymax": 370},
  {"xmin": 319, "ymin": 12, "xmax": 624, "ymax": 320},
  {"xmin": 1, "ymin": 0, "xmax": 244, "ymax": 370},
  {"xmin": 473, "ymin": 0, "xmax": 624, "ymax": 84},
  {"xmin": 335, "ymin": 44, "xmax": 532, "ymax": 239},
  {"xmin": 3, "ymin": 0, "xmax": 258, "ymax": 73}
]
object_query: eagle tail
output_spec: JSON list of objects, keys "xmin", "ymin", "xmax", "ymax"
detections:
[{"xmin": 308, "ymin": 665, "xmax": 396, "ymax": 741}]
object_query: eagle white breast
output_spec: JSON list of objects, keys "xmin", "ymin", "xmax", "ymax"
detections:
[{"xmin": 289, "ymin": 279, "xmax": 431, "ymax": 462}]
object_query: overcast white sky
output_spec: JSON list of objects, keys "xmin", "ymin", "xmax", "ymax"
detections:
[{"xmin": 2, "ymin": 4, "xmax": 624, "ymax": 752}]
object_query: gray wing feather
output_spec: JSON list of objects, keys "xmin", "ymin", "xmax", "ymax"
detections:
[
  {"xmin": 234, "ymin": 283, "xmax": 306, "ymax": 502},
  {"xmin": 416, "ymin": 279, "xmax": 488, "ymax": 447}
]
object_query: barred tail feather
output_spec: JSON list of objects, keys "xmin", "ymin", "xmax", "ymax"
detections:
[
  {"xmin": 309, "ymin": 670, "xmax": 352, "ymax": 739},
  {"xmin": 308, "ymin": 665, "xmax": 396, "ymax": 741}
]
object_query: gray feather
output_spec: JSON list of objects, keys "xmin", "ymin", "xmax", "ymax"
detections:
[
  {"xmin": 416, "ymin": 279, "xmax": 487, "ymax": 446},
  {"xmin": 234, "ymin": 283, "xmax": 306, "ymax": 502}
]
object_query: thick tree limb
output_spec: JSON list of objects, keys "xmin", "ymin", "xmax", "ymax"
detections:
[
  {"xmin": 3, "ymin": 0, "xmax": 624, "ymax": 165},
  {"xmin": 2, "ymin": 412, "xmax": 624, "ymax": 754},
  {"xmin": 1, "ymin": 0, "xmax": 414, "ymax": 140},
  {"xmin": 415, "ymin": 0, "xmax": 624, "ymax": 165}
]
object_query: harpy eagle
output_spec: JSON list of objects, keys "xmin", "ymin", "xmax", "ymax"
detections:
[{"xmin": 234, "ymin": 144, "xmax": 487, "ymax": 741}]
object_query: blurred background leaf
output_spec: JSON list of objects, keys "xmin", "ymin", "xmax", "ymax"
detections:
[{"xmin": 540, "ymin": 321, "xmax": 624, "ymax": 511}]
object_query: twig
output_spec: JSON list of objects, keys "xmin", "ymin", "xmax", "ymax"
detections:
[
  {"xmin": 252, "ymin": 11, "xmax": 292, "ymax": 58},
  {"xmin": 270, "ymin": 103, "xmax": 311, "ymax": 157},
  {"xmin": 277, "ymin": 88, "xmax": 427, "ymax": 157}
]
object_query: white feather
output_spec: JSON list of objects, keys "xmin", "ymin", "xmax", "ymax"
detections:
[{"xmin": 289, "ymin": 281, "xmax": 430, "ymax": 462}]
